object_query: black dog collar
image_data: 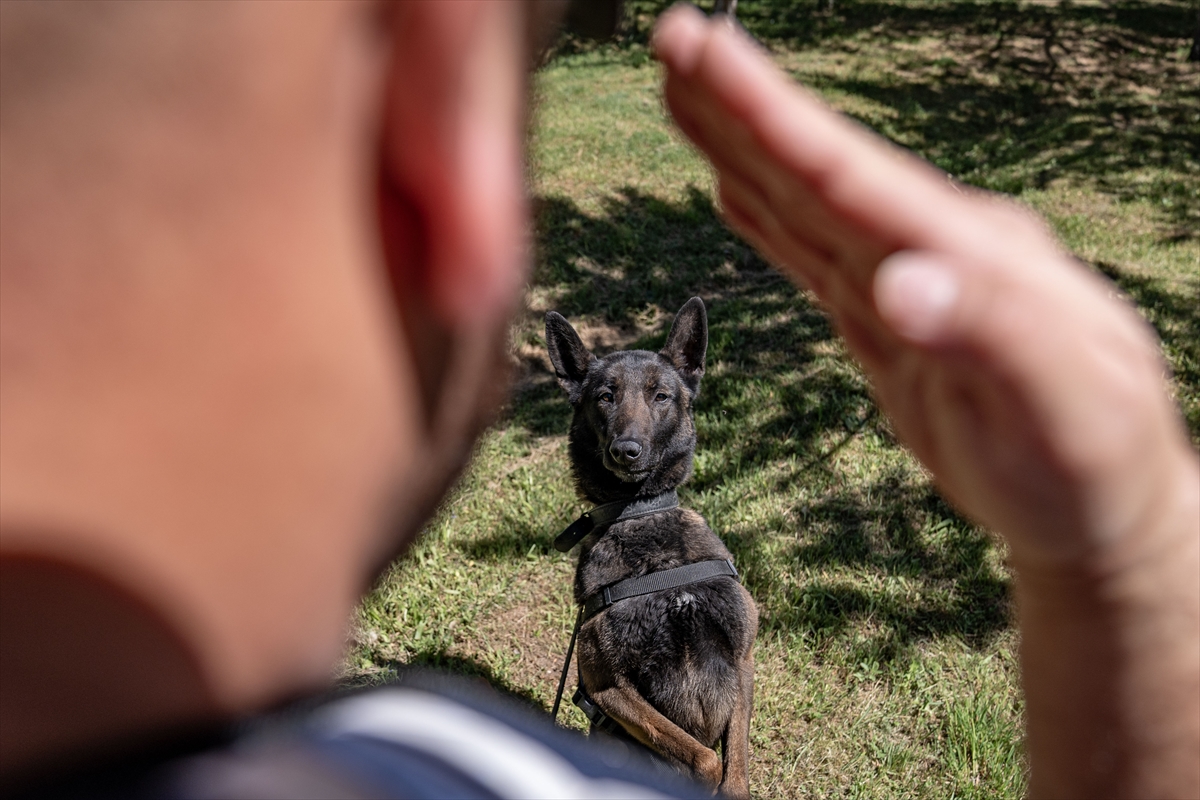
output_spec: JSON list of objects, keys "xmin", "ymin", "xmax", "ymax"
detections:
[{"xmin": 552, "ymin": 490, "xmax": 680, "ymax": 552}]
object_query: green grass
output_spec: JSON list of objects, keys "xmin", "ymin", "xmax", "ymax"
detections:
[{"xmin": 346, "ymin": 2, "xmax": 1198, "ymax": 797}]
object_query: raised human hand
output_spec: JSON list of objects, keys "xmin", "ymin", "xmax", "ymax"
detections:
[
  {"xmin": 654, "ymin": 8, "xmax": 1199, "ymax": 795},
  {"xmin": 653, "ymin": 4, "xmax": 1197, "ymax": 574}
]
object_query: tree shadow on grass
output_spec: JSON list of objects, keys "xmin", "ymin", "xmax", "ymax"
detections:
[
  {"xmin": 457, "ymin": 511, "xmax": 574, "ymax": 562},
  {"xmin": 708, "ymin": 457, "xmax": 1012, "ymax": 669},
  {"xmin": 728, "ymin": 0, "xmax": 1195, "ymax": 55},
  {"xmin": 586, "ymin": 0, "xmax": 1199, "ymax": 233},
  {"xmin": 1095, "ymin": 261, "xmax": 1200, "ymax": 441},
  {"xmin": 789, "ymin": 480, "xmax": 1005, "ymax": 655},
  {"xmin": 792, "ymin": 3, "xmax": 1199, "ymax": 232}
]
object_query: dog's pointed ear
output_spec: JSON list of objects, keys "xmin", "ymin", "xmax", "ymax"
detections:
[
  {"xmin": 545, "ymin": 311, "xmax": 594, "ymax": 404},
  {"xmin": 661, "ymin": 297, "xmax": 707, "ymax": 395}
]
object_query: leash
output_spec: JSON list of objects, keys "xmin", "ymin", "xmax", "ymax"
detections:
[
  {"xmin": 549, "ymin": 492, "xmax": 740, "ymax": 725},
  {"xmin": 550, "ymin": 609, "xmax": 581, "ymax": 721}
]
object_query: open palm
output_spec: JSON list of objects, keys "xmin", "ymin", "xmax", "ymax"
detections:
[{"xmin": 654, "ymin": 6, "xmax": 1195, "ymax": 572}]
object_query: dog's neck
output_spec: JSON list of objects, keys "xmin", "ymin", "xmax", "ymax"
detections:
[{"xmin": 567, "ymin": 422, "xmax": 694, "ymax": 505}]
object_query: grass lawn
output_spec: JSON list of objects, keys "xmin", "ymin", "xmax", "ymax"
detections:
[{"xmin": 345, "ymin": 2, "xmax": 1198, "ymax": 797}]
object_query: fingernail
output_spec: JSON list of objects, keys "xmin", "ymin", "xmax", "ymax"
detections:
[{"xmin": 874, "ymin": 252, "xmax": 960, "ymax": 343}]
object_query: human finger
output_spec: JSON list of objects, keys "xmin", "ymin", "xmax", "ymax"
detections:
[
  {"xmin": 383, "ymin": 0, "xmax": 528, "ymax": 334},
  {"xmin": 714, "ymin": 168, "xmax": 832, "ymax": 289},
  {"xmin": 718, "ymin": 170, "xmax": 905, "ymax": 372},
  {"xmin": 666, "ymin": 75, "xmax": 856, "ymax": 270},
  {"xmin": 657, "ymin": 9, "xmax": 1017, "ymax": 265}
]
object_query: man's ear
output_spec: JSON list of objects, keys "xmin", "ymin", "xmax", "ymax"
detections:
[
  {"xmin": 375, "ymin": 1, "xmax": 528, "ymax": 436},
  {"xmin": 545, "ymin": 312, "xmax": 594, "ymax": 404},
  {"xmin": 378, "ymin": 1, "xmax": 528, "ymax": 333},
  {"xmin": 661, "ymin": 297, "xmax": 707, "ymax": 396}
]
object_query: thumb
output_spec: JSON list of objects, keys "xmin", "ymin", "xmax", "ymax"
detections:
[
  {"xmin": 873, "ymin": 248, "xmax": 1184, "ymax": 557},
  {"xmin": 871, "ymin": 248, "xmax": 1154, "ymax": 403},
  {"xmin": 872, "ymin": 251, "xmax": 965, "ymax": 345}
]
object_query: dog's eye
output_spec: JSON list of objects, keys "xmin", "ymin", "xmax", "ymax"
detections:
[
  {"xmin": 655, "ymin": 392, "xmax": 670, "ymax": 402},
  {"xmin": 599, "ymin": 391, "xmax": 614, "ymax": 403}
]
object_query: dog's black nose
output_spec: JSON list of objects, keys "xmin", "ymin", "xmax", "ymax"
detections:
[{"xmin": 609, "ymin": 439, "xmax": 643, "ymax": 464}]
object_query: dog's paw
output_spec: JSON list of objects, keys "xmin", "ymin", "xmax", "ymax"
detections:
[{"xmin": 692, "ymin": 748, "xmax": 723, "ymax": 789}]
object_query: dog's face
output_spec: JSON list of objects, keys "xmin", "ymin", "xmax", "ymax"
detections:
[{"xmin": 546, "ymin": 298, "xmax": 707, "ymax": 500}]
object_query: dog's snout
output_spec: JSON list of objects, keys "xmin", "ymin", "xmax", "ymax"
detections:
[{"xmin": 609, "ymin": 439, "xmax": 643, "ymax": 464}]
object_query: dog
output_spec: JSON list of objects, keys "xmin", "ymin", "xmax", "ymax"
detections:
[{"xmin": 545, "ymin": 297, "xmax": 757, "ymax": 799}]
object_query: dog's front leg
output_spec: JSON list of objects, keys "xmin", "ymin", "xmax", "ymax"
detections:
[
  {"xmin": 718, "ymin": 649, "xmax": 754, "ymax": 800},
  {"xmin": 590, "ymin": 680, "xmax": 722, "ymax": 789}
]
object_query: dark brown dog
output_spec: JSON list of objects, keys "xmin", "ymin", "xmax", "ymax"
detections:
[{"xmin": 546, "ymin": 298, "xmax": 757, "ymax": 798}]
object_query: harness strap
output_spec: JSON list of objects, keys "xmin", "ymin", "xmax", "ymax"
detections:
[
  {"xmin": 553, "ymin": 490, "xmax": 680, "ymax": 552},
  {"xmin": 581, "ymin": 559, "xmax": 738, "ymax": 622}
]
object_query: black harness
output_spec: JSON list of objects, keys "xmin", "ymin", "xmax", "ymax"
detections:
[
  {"xmin": 581, "ymin": 558, "xmax": 739, "ymax": 622},
  {"xmin": 549, "ymin": 492, "xmax": 741, "ymax": 732}
]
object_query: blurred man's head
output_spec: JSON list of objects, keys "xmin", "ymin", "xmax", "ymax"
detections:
[{"xmin": 0, "ymin": 0, "xmax": 564, "ymax": 774}]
